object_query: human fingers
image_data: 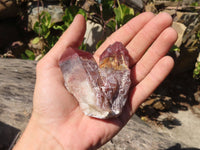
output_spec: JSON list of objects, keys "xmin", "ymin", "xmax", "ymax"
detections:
[
  {"xmin": 94, "ymin": 12, "xmax": 155, "ymax": 61},
  {"xmin": 131, "ymin": 27, "xmax": 177, "ymax": 85},
  {"xmin": 33, "ymin": 15, "xmax": 86, "ymax": 119},
  {"xmin": 127, "ymin": 12, "xmax": 173, "ymax": 66},
  {"xmin": 129, "ymin": 56, "xmax": 174, "ymax": 114}
]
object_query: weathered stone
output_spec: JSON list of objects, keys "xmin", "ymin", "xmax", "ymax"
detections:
[
  {"xmin": 154, "ymin": 0, "xmax": 200, "ymax": 7},
  {"xmin": 84, "ymin": 20, "xmax": 104, "ymax": 52},
  {"xmin": 194, "ymin": 91, "xmax": 200, "ymax": 103},
  {"xmin": 100, "ymin": 115, "xmax": 187, "ymax": 150},
  {"xmin": 0, "ymin": 58, "xmax": 193, "ymax": 149},
  {"xmin": 172, "ymin": 22, "xmax": 186, "ymax": 47},
  {"xmin": 28, "ymin": 5, "xmax": 64, "ymax": 30},
  {"xmin": 145, "ymin": 3, "xmax": 158, "ymax": 13},
  {"xmin": 168, "ymin": 11, "xmax": 200, "ymax": 74},
  {"xmin": 120, "ymin": 0, "xmax": 144, "ymax": 11},
  {"xmin": 82, "ymin": 0, "xmax": 96, "ymax": 12},
  {"xmin": 0, "ymin": 59, "xmax": 35, "ymax": 130}
]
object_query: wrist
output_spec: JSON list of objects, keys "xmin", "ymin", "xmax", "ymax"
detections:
[{"xmin": 13, "ymin": 115, "xmax": 64, "ymax": 150}]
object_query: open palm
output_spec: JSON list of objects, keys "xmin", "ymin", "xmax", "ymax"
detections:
[{"xmin": 14, "ymin": 12, "xmax": 177, "ymax": 150}]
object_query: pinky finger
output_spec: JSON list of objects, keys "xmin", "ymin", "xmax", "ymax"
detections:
[{"xmin": 129, "ymin": 56, "xmax": 174, "ymax": 115}]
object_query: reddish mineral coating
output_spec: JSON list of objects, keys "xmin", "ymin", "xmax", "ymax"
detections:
[{"xmin": 59, "ymin": 42, "xmax": 131, "ymax": 119}]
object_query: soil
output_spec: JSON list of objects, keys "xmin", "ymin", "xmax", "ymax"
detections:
[{"xmin": 136, "ymin": 70, "xmax": 200, "ymax": 148}]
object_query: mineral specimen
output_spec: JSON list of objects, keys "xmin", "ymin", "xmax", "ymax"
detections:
[{"xmin": 59, "ymin": 42, "xmax": 131, "ymax": 119}]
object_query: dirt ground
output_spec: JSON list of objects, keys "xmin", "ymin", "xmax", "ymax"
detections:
[{"xmin": 136, "ymin": 70, "xmax": 200, "ymax": 148}]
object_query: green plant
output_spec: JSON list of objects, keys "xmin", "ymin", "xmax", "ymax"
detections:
[
  {"xmin": 114, "ymin": 0, "xmax": 134, "ymax": 28},
  {"xmin": 95, "ymin": 0, "xmax": 135, "ymax": 48},
  {"xmin": 22, "ymin": 6, "xmax": 87, "ymax": 60},
  {"xmin": 33, "ymin": 11, "xmax": 59, "ymax": 54},
  {"xmin": 54, "ymin": 5, "xmax": 87, "ymax": 31},
  {"xmin": 170, "ymin": 45, "xmax": 180, "ymax": 52},
  {"xmin": 191, "ymin": 2, "xmax": 199, "ymax": 7},
  {"xmin": 193, "ymin": 30, "xmax": 200, "ymax": 79},
  {"xmin": 22, "ymin": 1, "xmax": 135, "ymax": 59},
  {"xmin": 193, "ymin": 61, "xmax": 200, "ymax": 79},
  {"xmin": 21, "ymin": 49, "xmax": 35, "ymax": 60}
]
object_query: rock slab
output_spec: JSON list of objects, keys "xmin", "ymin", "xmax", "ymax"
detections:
[{"xmin": 0, "ymin": 58, "xmax": 189, "ymax": 150}]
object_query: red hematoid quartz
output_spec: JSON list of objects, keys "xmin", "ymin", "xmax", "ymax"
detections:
[{"xmin": 59, "ymin": 42, "xmax": 131, "ymax": 119}]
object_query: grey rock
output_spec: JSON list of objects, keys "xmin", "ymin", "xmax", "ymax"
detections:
[
  {"xmin": 120, "ymin": 0, "xmax": 144, "ymax": 11},
  {"xmin": 28, "ymin": 5, "xmax": 64, "ymax": 30},
  {"xmin": 172, "ymin": 22, "xmax": 186, "ymax": 47},
  {"xmin": 0, "ymin": 59, "xmax": 191, "ymax": 149},
  {"xmin": 194, "ymin": 91, "xmax": 200, "ymax": 103},
  {"xmin": 171, "ymin": 11, "xmax": 200, "ymax": 74},
  {"xmin": 100, "ymin": 115, "xmax": 188, "ymax": 150},
  {"xmin": 84, "ymin": 20, "xmax": 104, "ymax": 52},
  {"xmin": 0, "ymin": 59, "xmax": 35, "ymax": 130},
  {"xmin": 154, "ymin": 0, "xmax": 200, "ymax": 7}
]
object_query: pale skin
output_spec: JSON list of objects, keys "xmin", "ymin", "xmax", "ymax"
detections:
[{"xmin": 13, "ymin": 12, "xmax": 177, "ymax": 150}]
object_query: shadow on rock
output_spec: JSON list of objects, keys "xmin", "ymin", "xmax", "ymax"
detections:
[
  {"xmin": 0, "ymin": 121, "xmax": 20, "ymax": 150},
  {"xmin": 136, "ymin": 70, "xmax": 200, "ymax": 125},
  {"xmin": 162, "ymin": 116, "xmax": 182, "ymax": 129},
  {"xmin": 167, "ymin": 143, "xmax": 200, "ymax": 150}
]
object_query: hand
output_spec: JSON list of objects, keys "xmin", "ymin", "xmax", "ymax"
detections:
[{"xmin": 14, "ymin": 12, "xmax": 177, "ymax": 150}]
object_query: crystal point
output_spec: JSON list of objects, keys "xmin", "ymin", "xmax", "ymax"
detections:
[{"xmin": 60, "ymin": 42, "xmax": 131, "ymax": 119}]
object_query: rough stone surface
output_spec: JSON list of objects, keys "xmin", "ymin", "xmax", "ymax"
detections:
[
  {"xmin": 100, "ymin": 115, "xmax": 188, "ymax": 150},
  {"xmin": 0, "ymin": 59, "xmax": 35, "ymax": 130},
  {"xmin": 164, "ymin": 10, "xmax": 200, "ymax": 74},
  {"xmin": 172, "ymin": 22, "xmax": 186, "ymax": 47},
  {"xmin": 84, "ymin": 20, "xmax": 104, "ymax": 52},
  {"xmin": 0, "ymin": 58, "xmax": 194, "ymax": 149},
  {"xmin": 120, "ymin": 0, "xmax": 144, "ymax": 11},
  {"xmin": 28, "ymin": 5, "xmax": 64, "ymax": 30},
  {"xmin": 157, "ymin": 109, "xmax": 200, "ymax": 148}
]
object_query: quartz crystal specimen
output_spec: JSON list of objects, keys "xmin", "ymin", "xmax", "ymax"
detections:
[{"xmin": 59, "ymin": 42, "xmax": 131, "ymax": 119}]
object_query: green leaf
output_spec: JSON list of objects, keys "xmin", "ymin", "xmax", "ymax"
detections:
[
  {"xmin": 31, "ymin": 37, "xmax": 40, "ymax": 44},
  {"xmin": 106, "ymin": 19, "xmax": 116, "ymax": 32},
  {"xmin": 96, "ymin": 40, "xmax": 104, "ymax": 49},
  {"xmin": 33, "ymin": 22, "xmax": 41, "ymax": 35},
  {"xmin": 21, "ymin": 53, "xmax": 27, "ymax": 59},
  {"xmin": 44, "ymin": 31, "xmax": 50, "ymax": 39},
  {"xmin": 79, "ymin": 42, "xmax": 87, "ymax": 51},
  {"xmin": 25, "ymin": 50, "xmax": 35, "ymax": 60},
  {"xmin": 123, "ymin": 14, "xmax": 134, "ymax": 24},
  {"xmin": 53, "ymin": 25, "xmax": 64, "ymax": 31},
  {"xmin": 102, "ymin": 0, "xmax": 115, "ymax": 20},
  {"xmin": 114, "ymin": 7, "xmax": 122, "ymax": 24},
  {"xmin": 170, "ymin": 45, "xmax": 180, "ymax": 52},
  {"xmin": 40, "ymin": 11, "xmax": 52, "ymax": 28},
  {"xmin": 78, "ymin": 9, "xmax": 87, "ymax": 20}
]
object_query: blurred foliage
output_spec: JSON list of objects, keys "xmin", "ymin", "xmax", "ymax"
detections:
[
  {"xmin": 22, "ymin": 6, "xmax": 87, "ymax": 60},
  {"xmin": 22, "ymin": 0, "xmax": 135, "ymax": 59},
  {"xmin": 95, "ymin": 0, "xmax": 135, "ymax": 48},
  {"xmin": 20, "ymin": 0, "xmax": 200, "ymax": 80},
  {"xmin": 193, "ymin": 30, "xmax": 200, "ymax": 79},
  {"xmin": 170, "ymin": 45, "xmax": 180, "ymax": 52},
  {"xmin": 21, "ymin": 49, "xmax": 35, "ymax": 60},
  {"xmin": 193, "ymin": 61, "xmax": 200, "ymax": 79}
]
